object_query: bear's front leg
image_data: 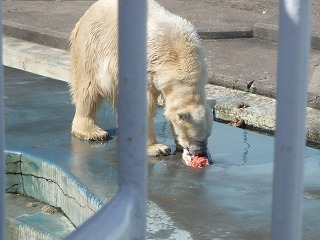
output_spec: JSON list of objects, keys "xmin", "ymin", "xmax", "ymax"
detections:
[
  {"xmin": 147, "ymin": 110, "xmax": 171, "ymax": 156},
  {"xmin": 71, "ymin": 87, "xmax": 109, "ymax": 141},
  {"xmin": 72, "ymin": 116, "xmax": 109, "ymax": 141}
]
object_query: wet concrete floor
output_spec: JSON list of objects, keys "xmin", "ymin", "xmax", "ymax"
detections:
[
  {"xmin": 4, "ymin": 66, "xmax": 320, "ymax": 239},
  {"xmin": 6, "ymin": 193, "xmax": 75, "ymax": 239}
]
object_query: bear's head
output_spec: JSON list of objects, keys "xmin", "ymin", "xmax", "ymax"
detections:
[{"xmin": 166, "ymin": 100, "xmax": 214, "ymax": 158}]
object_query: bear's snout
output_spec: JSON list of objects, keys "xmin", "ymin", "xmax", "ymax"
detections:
[{"xmin": 189, "ymin": 141, "xmax": 207, "ymax": 157}]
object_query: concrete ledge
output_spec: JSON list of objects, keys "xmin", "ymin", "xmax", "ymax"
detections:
[
  {"xmin": 3, "ymin": 36, "xmax": 71, "ymax": 82},
  {"xmin": 7, "ymin": 193, "xmax": 75, "ymax": 240},
  {"xmin": 5, "ymin": 151, "xmax": 194, "ymax": 239},
  {"xmin": 253, "ymin": 22, "xmax": 278, "ymax": 44},
  {"xmin": 206, "ymin": 85, "xmax": 320, "ymax": 146},
  {"xmin": 3, "ymin": 20, "xmax": 70, "ymax": 51},
  {"xmin": 5, "ymin": 151, "xmax": 103, "ymax": 228},
  {"xmin": 197, "ymin": 27, "xmax": 253, "ymax": 39},
  {"xmin": 203, "ymin": 38, "xmax": 320, "ymax": 110},
  {"xmin": 7, "ymin": 217, "xmax": 58, "ymax": 240},
  {"xmin": 3, "ymin": 36, "xmax": 320, "ymax": 144},
  {"xmin": 254, "ymin": 21, "xmax": 320, "ymax": 51}
]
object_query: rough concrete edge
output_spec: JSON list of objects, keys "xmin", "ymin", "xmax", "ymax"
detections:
[
  {"xmin": 206, "ymin": 85, "xmax": 276, "ymax": 130},
  {"xmin": 2, "ymin": 20, "xmax": 255, "ymax": 52},
  {"xmin": 3, "ymin": 36, "xmax": 71, "ymax": 83},
  {"xmin": 206, "ymin": 85, "xmax": 320, "ymax": 146},
  {"xmin": 3, "ymin": 36, "xmax": 320, "ymax": 144},
  {"xmin": 4, "ymin": 18, "xmax": 320, "ymax": 50},
  {"xmin": 197, "ymin": 26, "xmax": 253, "ymax": 39},
  {"xmin": 6, "ymin": 192, "xmax": 76, "ymax": 240},
  {"xmin": 253, "ymin": 22, "xmax": 279, "ymax": 44},
  {"xmin": 207, "ymin": 72, "xmax": 277, "ymax": 97},
  {"xmin": 7, "ymin": 217, "xmax": 57, "ymax": 240},
  {"xmin": 207, "ymin": 65, "xmax": 319, "ymax": 111},
  {"xmin": 3, "ymin": 20, "xmax": 70, "ymax": 51},
  {"xmin": 253, "ymin": 22, "xmax": 320, "ymax": 50},
  {"xmin": 5, "ymin": 151, "xmax": 22, "ymax": 193},
  {"xmin": 5, "ymin": 153, "xmax": 195, "ymax": 240},
  {"xmin": 5, "ymin": 151, "xmax": 104, "ymax": 228}
]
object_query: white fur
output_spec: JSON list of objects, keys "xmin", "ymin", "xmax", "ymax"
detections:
[{"xmin": 69, "ymin": 0, "xmax": 213, "ymax": 156}]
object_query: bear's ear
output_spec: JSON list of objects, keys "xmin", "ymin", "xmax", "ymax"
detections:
[
  {"xmin": 207, "ymin": 98, "xmax": 216, "ymax": 109},
  {"xmin": 177, "ymin": 112, "xmax": 191, "ymax": 122}
]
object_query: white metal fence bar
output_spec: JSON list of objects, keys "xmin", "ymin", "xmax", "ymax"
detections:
[
  {"xmin": 0, "ymin": 0, "xmax": 314, "ymax": 239},
  {"xmin": 117, "ymin": 0, "xmax": 148, "ymax": 237},
  {"xmin": 0, "ymin": 0, "xmax": 5, "ymax": 238},
  {"xmin": 65, "ymin": 0, "xmax": 147, "ymax": 239},
  {"xmin": 272, "ymin": 0, "xmax": 312, "ymax": 239}
]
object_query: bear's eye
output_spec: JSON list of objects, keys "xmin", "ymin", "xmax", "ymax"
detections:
[{"xmin": 177, "ymin": 112, "xmax": 191, "ymax": 122}]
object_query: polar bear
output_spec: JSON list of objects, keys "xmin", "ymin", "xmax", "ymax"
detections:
[{"xmin": 69, "ymin": 0, "xmax": 213, "ymax": 157}]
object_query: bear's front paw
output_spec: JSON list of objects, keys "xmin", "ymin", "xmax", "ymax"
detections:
[
  {"xmin": 87, "ymin": 129, "xmax": 109, "ymax": 141},
  {"xmin": 72, "ymin": 126, "xmax": 109, "ymax": 141},
  {"xmin": 148, "ymin": 144, "xmax": 171, "ymax": 156},
  {"xmin": 72, "ymin": 117, "xmax": 110, "ymax": 141}
]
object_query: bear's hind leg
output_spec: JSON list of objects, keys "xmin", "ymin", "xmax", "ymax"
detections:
[{"xmin": 71, "ymin": 84, "xmax": 108, "ymax": 141}]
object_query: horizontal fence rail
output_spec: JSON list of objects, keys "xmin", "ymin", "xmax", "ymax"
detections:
[{"xmin": 272, "ymin": 0, "xmax": 312, "ymax": 240}]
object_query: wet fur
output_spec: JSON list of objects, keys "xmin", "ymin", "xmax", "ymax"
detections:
[{"xmin": 69, "ymin": 0, "xmax": 213, "ymax": 156}]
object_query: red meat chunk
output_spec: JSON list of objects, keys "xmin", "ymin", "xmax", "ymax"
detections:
[{"xmin": 187, "ymin": 156, "xmax": 210, "ymax": 168}]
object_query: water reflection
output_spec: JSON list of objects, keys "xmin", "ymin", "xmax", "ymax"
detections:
[
  {"xmin": 69, "ymin": 133, "xmax": 119, "ymax": 201},
  {"xmin": 241, "ymin": 129, "xmax": 251, "ymax": 165}
]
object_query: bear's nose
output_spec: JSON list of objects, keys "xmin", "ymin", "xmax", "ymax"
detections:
[
  {"xmin": 189, "ymin": 142, "xmax": 207, "ymax": 156},
  {"xmin": 191, "ymin": 148, "xmax": 207, "ymax": 157}
]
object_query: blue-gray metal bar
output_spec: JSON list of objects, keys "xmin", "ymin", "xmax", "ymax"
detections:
[
  {"xmin": 65, "ymin": 0, "xmax": 147, "ymax": 239},
  {"xmin": 117, "ymin": 0, "xmax": 148, "ymax": 237},
  {"xmin": 0, "ymin": 0, "xmax": 5, "ymax": 238},
  {"xmin": 272, "ymin": 0, "xmax": 312, "ymax": 240}
]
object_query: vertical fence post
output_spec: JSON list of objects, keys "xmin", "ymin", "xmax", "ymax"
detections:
[
  {"xmin": 65, "ymin": 0, "xmax": 147, "ymax": 239},
  {"xmin": 118, "ymin": 0, "xmax": 147, "ymax": 238},
  {"xmin": 0, "ymin": 0, "xmax": 5, "ymax": 238},
  {"xmin": 272, "ymin": 0, "xmax": 312, "ymax": 240}
]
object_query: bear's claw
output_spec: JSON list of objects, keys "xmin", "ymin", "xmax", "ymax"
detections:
[
  {"xmin": 72, "ymin": 127, "xmax": 109, "ymax": 141},
  {"xmin": 148, "ymin": 144, "xmax": 171, "ymax": 156},
  {"xmin": 88, "ymin": 132, "xmax": 109, "ymax": 141}
]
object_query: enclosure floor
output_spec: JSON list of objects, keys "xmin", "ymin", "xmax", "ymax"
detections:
[{"xmin": 5, "ymin": 66, "xmax": 320, "ymax": 240}]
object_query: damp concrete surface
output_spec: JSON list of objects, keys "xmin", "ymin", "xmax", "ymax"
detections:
[
  {"xmin": 4, "ymin": 66, "xmax": 320, "ymax": 240},
  {"xmin": 6, "ymin": 193, "xmax": 75, "ymax": 239}
]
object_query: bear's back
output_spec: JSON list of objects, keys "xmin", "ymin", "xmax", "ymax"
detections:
[{"xmin": 70, "ymin": 0, "xmax": 207, "ymax": 91}]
